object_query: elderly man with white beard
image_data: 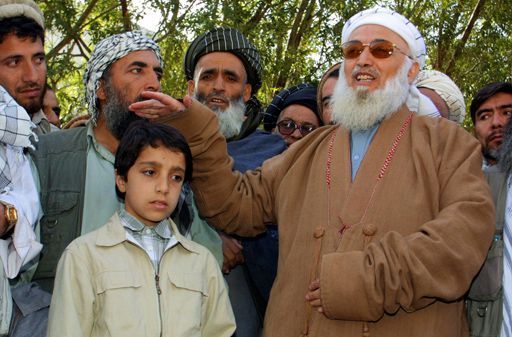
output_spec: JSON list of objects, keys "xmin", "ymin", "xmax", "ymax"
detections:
[
  {"xmin": 144, "ymin": 7, "xmax": 494, "ymax": 337},
  {"xmin": 181, "ymin": 27, "xmax": 286, "ymax": 337}
]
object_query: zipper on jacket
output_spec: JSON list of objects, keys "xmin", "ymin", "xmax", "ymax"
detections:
[
  {"xmin": 155, "ymin": 274, "xmax": 162, "ymax": 295},
  {"xmin": 155, "ymin": 272, "xmax": 163, "ymax": 337}
]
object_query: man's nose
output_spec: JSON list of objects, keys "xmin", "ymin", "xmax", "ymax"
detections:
[
  {"xmin": 491, "ymin": 112, "xmax": 506, "ymax": 128},
  {"xmin": 356, "ymin": 46, "xmax": 374, "ymax": 67},
  {"xmin": 213, "ymin": 76, "xmax": 225, "ymax": 92},
  {"xmin": 22, "ymin": 61, "xmax": 39, "ymax": 83},
  {"xmin": 144, "ymin": 71, "xmax": 161, "ymax": 92},
  {"xmin": 291, "ymin": 127, "xmax": 302, "ymax": 139}
]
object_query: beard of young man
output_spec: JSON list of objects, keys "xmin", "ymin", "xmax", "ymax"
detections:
[
  {"xmin": 17, "ymin": 83, "xmax": 44, "ymax": 116},
  {"xmin": 194, "ymin": 90, "xmax": 246, "ymax": 139},
  {"xmin": 102, "ymin": 79, "xmax": 143, "ymax": 140},
  {"xmin": 499, "ymin": 120, "xmax": 512, "ymax": 174},
  {"xmin": 330, "ymin": 58, "xmax": 413, "ymax": 130}
]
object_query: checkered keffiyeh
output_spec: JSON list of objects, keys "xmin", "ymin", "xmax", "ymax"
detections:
[
  {"xmin": 83, "ymin": 31, "xmax": 163, "ymax": 123},
  {"xmin": 0, "ymin": 85, "xmax": 36, "ymax": 189},
  {"xmin": 342, "ymin": 6, "xmax": 427, "ymax": 69},
  {"xmin": 184, "ymin": 27, "xmax": 262, "ymax": 94}
]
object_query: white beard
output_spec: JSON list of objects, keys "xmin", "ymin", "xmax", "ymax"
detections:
[
  {"xmin": 213, "ymin": 97, "xmax": 246, "ymax": 139},
  {"xmin": 330, "ymin": 59, "xmax": 412, "ymax": 130},
  {"xmin": 194, "ymin": 94, "xmax": 246, "ymax": 139}
]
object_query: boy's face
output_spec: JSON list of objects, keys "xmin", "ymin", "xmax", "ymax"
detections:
[{"xmin": 116, "ymin": 145, "xmax": 186, "ymax": 227}]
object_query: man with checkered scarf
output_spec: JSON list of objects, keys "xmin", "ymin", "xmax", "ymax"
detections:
[
  {"xmin": 0, "ymin": 0, "xmax": 59, "ymax": 136},
  {"xmin": 29, "ymin": 31, "xmax": 195, "ymax": 293}
]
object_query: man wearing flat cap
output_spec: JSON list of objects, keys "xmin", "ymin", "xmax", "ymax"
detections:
[
  {"xmin": 0, "ymin": 0, "xmax": 58, "ymax": 136},
  {"xmin": 158, "ymin": 7, "xmax": 494, "ymax": 337},
  {"xmin": 183, "ymin": 27, "xmax": 286, "ymax": 337}
]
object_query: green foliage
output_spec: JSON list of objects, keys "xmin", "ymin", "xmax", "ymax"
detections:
[{"xmin": 39, "ymin": 0, "xmax": 512, "ymax": 130}]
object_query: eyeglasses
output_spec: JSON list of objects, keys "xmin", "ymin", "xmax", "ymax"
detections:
[
  {"xmin": 341, "ymin": 39, "xmax": 412, "ymax": 60},
  {"xmin": 277, "ymin": 119, "xmax": 317, "ymax": 137}
]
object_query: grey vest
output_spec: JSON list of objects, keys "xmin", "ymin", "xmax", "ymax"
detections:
[
  {"xmin": 466, "ymin": 166, "xmax": 507, "ymax": 337},
  {"xmin": 29, "ymin": 127, "xmax": 88, "ymax": 292}
]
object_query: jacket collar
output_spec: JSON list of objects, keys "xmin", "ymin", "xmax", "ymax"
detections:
[{"xmin": 95, "ymin": 212, "xmax": 200, "ymax": 254}]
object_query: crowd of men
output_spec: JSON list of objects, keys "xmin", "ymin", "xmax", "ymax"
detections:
[{"xmin": 0, "ymin": 0, "xmax": 511, "ymax": 336}]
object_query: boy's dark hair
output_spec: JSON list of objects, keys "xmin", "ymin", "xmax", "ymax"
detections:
[
  {"xmin": 470, "ymin": 82, "xmax": 512, "ymax": 124},
  {"xmin": 114, "ymin": 120, "xmax": 193, "ymax": 200}
]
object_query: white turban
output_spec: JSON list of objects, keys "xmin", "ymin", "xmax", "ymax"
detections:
[
  {"xmin": 0, "ymin": 0, "xmax": 44, "ymax": 28},
  {"xmin": 415, "ymin": 69, "xmax": 466, "ymax": 124},
  {"xmin": 407, "ymin": 86, "xmax": 441, "ymax": 119},
  {"xmin": 83, "ymin": 31, "xmax": 163, "ymax": 123},
  {"xmin": 342, "ymin": 6, "xmax": 427, "ymax": 69}
]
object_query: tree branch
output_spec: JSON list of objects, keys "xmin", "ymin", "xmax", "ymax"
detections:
[
  {"xmin": 46, "ymin": 0, "xmax": 101, "ymax": 60},
  {"xmin": 444, "ymin": 0, "xmax": 487, "ymax": 75}
]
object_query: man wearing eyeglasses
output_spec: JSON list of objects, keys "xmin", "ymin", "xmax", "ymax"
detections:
[
  {"xmin": 263, "ymin": 83, "xmax": 321, "ymax": 147},
  {"xmin": 157, "ymin": 6, "xmax": 494, "ymax": 337},
  {"xmin": 183, "ymin": 27, "xmax": 286, "ymax": 337}
]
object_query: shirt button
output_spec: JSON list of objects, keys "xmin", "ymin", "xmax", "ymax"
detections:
[{"xmin": 353, "ymin": 155, "xmax": 360, "ymax": 160}]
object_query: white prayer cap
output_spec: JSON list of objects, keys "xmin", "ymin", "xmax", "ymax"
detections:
[
  {"xmin": 0, "ymin": 0, "xmax": 44, "ymax": 29},
  {"xmin": 415, "ymin": 69, "xmax": 466, "ymax": 124},
  {"xmin": 342, "ymin": 6, "xmax": 427, "ymax": 68}
]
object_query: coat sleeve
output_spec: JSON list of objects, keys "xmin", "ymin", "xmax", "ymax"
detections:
[
  {"xmin": 201, "ymin": 251, "xmax": 236, "ymax": 337},
  {"xmin": 158, "ymin": 99, "xmax": 289, "ymax": 237},
  {"xmin": 47, "ymin": 244, "xmax": 95, "ymax": 337},
  {"xmin": 0, "ymin": 148, "xmax": 42, "ymax": 278},
  {"xmin": 319, "ymin": 123, "xmax": 495, "ymax": 321}
]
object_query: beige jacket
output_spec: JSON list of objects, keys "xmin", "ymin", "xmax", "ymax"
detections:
[
  {"xmin": 47, "ymin": 213, "xmax": 235, "ymax": 337},
  {"xmin": 162, "ymin": 101, "xmax": 495, "ymax": 337}
]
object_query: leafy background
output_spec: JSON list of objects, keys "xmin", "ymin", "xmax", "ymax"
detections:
[{"xmin": 39, "ymin": 0, "xmax": 512, "ymax": 129}]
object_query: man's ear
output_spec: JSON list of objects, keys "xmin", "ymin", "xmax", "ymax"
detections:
[
  {"xmin": 243, "ymin": 83, "xmax": 252, "ymax": 102},
  {"xmin": 407, "ymin": 61, "xmax": 420, "ymax": 84},
  {"xmin": 115, "ymin": 172, "xmax": 127, "ymax": 193},
  {"xmin": 97, "ymin": 79, "xmax": 107, "ymax": 101},
  {"xmin": 187, "ymin": 80, "xmax": 196, "ymax": 96}
]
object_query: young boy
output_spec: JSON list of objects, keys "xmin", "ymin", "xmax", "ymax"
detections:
[{"xmin": 47, "ymin": 121, "xmax": 235, "ymax": 337}]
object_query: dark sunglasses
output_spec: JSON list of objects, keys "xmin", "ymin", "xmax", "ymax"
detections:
[
  {"xmin": 341, "ymin": 39, "xmax": 412, "ymax": 60},
  {"xmin": 277, "ymin": 119, "xmax": 317, "ymax": 137}
]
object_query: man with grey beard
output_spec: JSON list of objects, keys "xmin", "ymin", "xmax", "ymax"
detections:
[
  {"xmin": 183, "ymin": 27, "xmax": 286, "ymax": 337},
  {"xmin": 154, "ymin": 6, "xmax": 494, "ymax": 337}
]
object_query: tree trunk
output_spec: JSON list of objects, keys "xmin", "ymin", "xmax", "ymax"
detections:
[{"xmin": 274, "ymin": 0, "xmax": 315, "ymax": 89}]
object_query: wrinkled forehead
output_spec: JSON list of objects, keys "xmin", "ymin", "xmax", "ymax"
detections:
[
  {"xmin": 194, "ymin": 51, "xmax": 248, "ymax": 76},
  {"xmin": 348, "ymin": 24, "xmax": 410, "ymax": 52}
]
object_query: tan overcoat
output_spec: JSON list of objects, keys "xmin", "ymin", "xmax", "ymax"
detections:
[{"xmin": 164, "ymin": 101, "xmax": 495, "ymax": 337}]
